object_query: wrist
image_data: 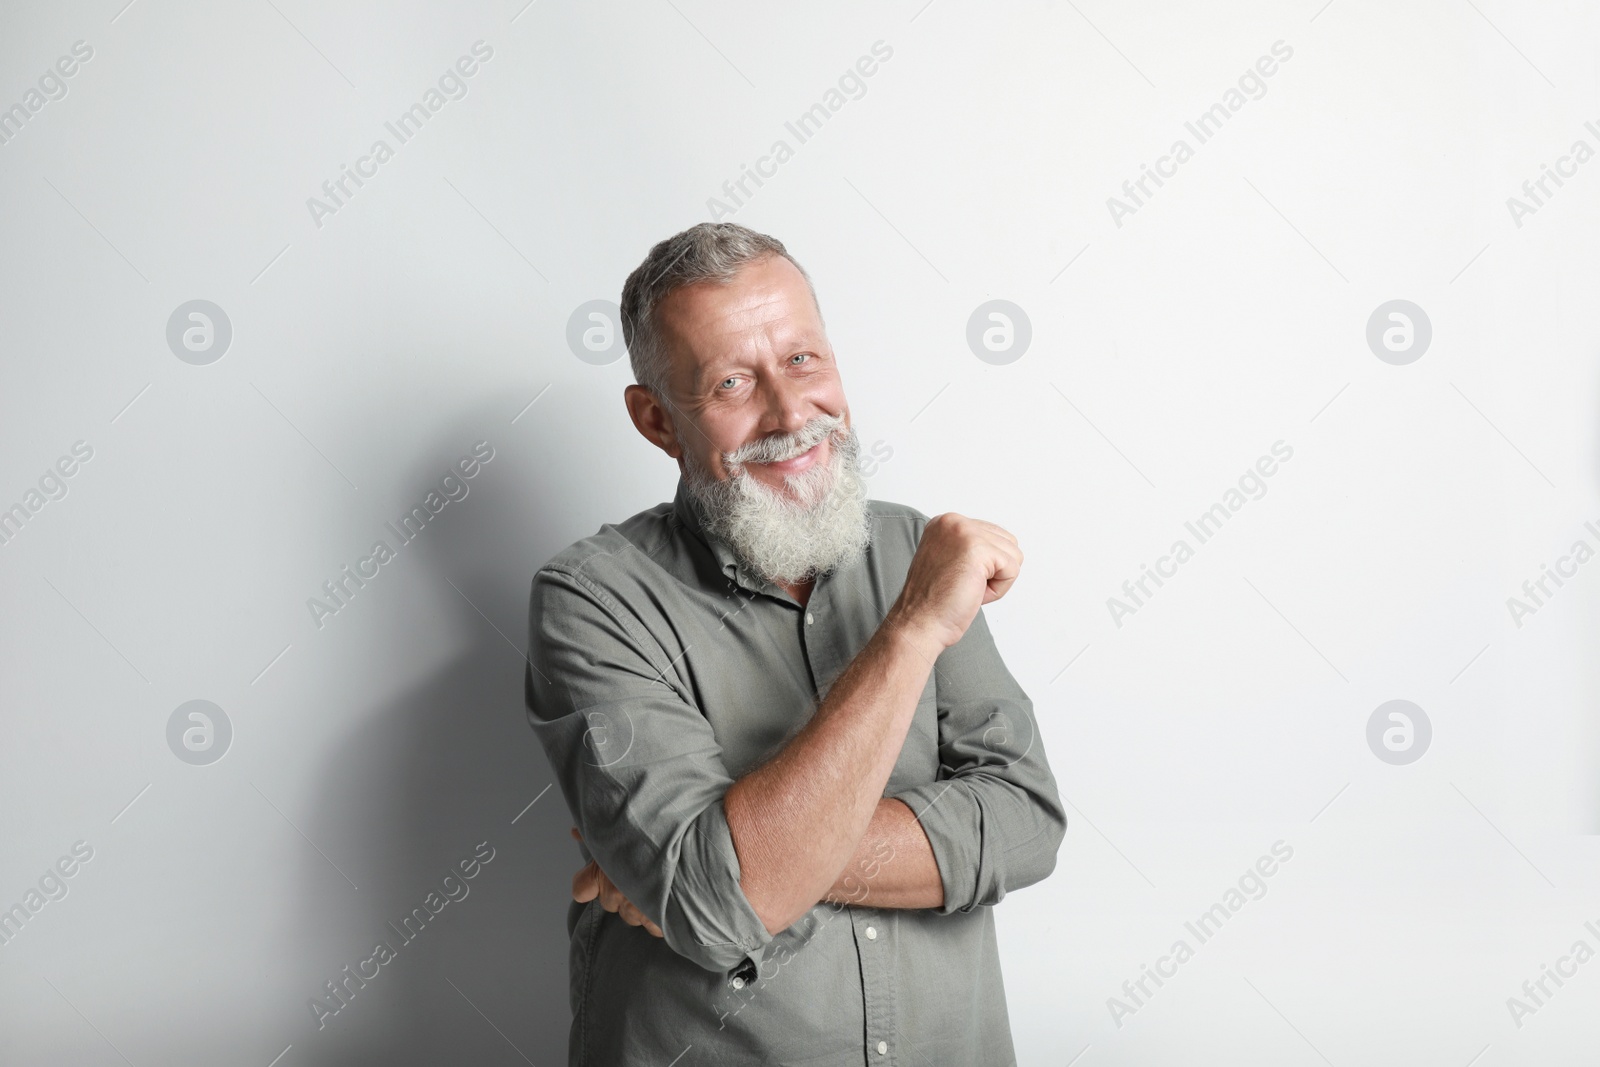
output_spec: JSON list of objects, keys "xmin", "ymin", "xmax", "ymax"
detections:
[{"xmin": 883, "ymin": 605, "xmax": 945, "ymax": 663}]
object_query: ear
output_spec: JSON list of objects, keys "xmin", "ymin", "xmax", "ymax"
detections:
[{"xmin": 624, "ymin": 384, "xmax": 682, "ymax": 459}]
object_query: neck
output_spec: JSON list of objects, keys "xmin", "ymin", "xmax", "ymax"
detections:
[{"xmin": 775, "ymin": 575, "xmax": 814, "ymax": 608}]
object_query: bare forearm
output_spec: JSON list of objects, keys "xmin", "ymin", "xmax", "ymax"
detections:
[
  {"xmin": 725, "ymin": 611, "xmax": 940, "ymax": 933},
  {"xmin": 821, "ymin": 797, "xmax": 943, "ymax": 910}
]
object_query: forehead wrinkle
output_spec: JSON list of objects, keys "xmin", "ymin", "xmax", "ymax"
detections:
[
  {"xmin": 660, "ymin": 254, "xmax": 826, "ymax": 395},
  {"xmin": 687, "ymin": 291, "xmax": 820, "ymax": 393}
]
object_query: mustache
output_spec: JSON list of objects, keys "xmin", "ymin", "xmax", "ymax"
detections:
[{"xmin": 726, "ymin": 414, "xmax": 844, "ymax": 467}]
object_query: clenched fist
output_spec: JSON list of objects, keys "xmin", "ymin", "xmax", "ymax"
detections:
[{"xmin": 887, "ymin": 513, "xmax": 1022, "ymax": 655}]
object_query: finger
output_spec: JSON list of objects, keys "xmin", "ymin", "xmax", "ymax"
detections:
[
  {"xmin": 570, "ymin": 826, "xmax": 580, "ymax": 842},
  {"xmin": 983, "ymin": 547, "xmax": 1023, "ymax": 602},
  {"xmin": 984, "ymin": 577, "xmax": 1018, "ymax": 602},
  {"xmin": 643, "ymin": 918, "xmax": 664, "ymax": 937},
  {"xmin": 949, "ymin": 514, "xmax": 1013, "ymax": 547},
  {"xmin": 979, "ymin": 543, "xmax": 1017, "ymax": 585},
  {"xmin": 951, "ymin": 524, "xmax": 1017, "ymax": 573},
  {"xmin": 977, "ymin": 529, "xmax": 1021, "ymax": 560},
  {"xmin": 572, "ymin": 863, "xmax": 598, "ymax": 902},
  {"xmin": 972, "ymin": 519, "xmax": 1019, "ymax": 547}
]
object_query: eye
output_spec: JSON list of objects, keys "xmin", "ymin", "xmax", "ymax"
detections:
[
  {"xmin": 718, "ymin": 376, "xmax": 739, "ymax": 390},
  {"xmin": 790, "ymin": 352, "xmax": 811, "ymax": 365}
]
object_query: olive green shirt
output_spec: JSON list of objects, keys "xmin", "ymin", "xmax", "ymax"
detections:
[{"xmin": 524, "ymin": 476, "xmax": 1065, "ymax": 1066}]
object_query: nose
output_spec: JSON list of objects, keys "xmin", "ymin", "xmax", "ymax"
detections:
[{"xmin": 760, "ymin": 372, "xmax": 816, "ymax": 439}]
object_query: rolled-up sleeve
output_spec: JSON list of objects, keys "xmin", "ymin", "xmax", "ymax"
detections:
[
  {"xmin": 523, "ymin": 563, "xmax": 775, "ymax": 973},
  {"xmin": 890, "ymin": 601, "xmax": 1067, "ymax": 915}
]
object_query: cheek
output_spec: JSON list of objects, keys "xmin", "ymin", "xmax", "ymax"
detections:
[
  {"xmin": 684, "ymin": 437, "xmax": 730, "ymax": 479},
  {"xmin": 813, "ymin": 370, "xmax": 847, "ymax": 406},
  {"xmin": 707, "ymin": 449, "xmax": 733, "ymax": 477},
  {"xmin": 703, "ymin": 414, "xmax": 755, "ymax": 462}
]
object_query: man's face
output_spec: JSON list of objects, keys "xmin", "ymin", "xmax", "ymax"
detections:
[{"xmin": 652, "ymin": 253, "xmax": 849, "ymax": 495}]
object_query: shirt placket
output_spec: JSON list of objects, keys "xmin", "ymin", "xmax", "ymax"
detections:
[
  {"xmin": 800, "ymin": 581, "xmax": 899, "ymax": 1064},
  {"xmin": 852, "ymin": 909, "xmax": 897, "ymax": 1062}
]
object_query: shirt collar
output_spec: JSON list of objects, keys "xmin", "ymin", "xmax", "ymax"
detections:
[{"xmin": 671, "ymin": 475, "xmax": 748, "ymax": 584}]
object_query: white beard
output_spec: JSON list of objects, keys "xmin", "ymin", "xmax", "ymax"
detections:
[{"xmin": 681, "ymin": 414, "xmax": 872, "ymax": 585}]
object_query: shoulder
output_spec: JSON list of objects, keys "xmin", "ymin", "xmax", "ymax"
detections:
[
  {"xmin": 868, "ymin": 498, "xmax": 929, "ymax": 524},
  {"xmin": 867, "ymin": 497, "xmax": 931, "ymax": 557},
  {"xmin": 531, "ymin": 499, "xmax": 676, "ymax": 613}
]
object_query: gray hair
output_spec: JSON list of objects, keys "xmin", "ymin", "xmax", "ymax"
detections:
[{"xmin": 620, "ymin": 222, "xmax": 821, "ymax": 400}]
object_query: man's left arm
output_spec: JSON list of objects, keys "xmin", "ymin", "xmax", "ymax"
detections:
[
  {"xmin": 819, "ymin": 795, "xmax": 944, "ymax": 909},
  {"xmin": 867, "ymin": 603, "xmax": 1067, "ymax": 914}
]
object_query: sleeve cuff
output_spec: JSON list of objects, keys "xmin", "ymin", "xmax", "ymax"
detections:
[
  {"xmin": 892, "ymin": 781, "xmax": 984, "ymax": 914},
  {"xmin": 660, "ymin": 794, "xmax": 775, "ymax": 971}
]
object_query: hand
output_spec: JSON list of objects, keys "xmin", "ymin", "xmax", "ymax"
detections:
[
  {"xmin": 570, "ymin": 827, "xmax": 663, "ymax": 938},
  {"xmin": 888, "ymin": 513, "xmax": 1022, "ymax": 653}
]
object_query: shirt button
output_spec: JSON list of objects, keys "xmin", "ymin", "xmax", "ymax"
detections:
[
  {"xmin": 865, "ymin": 925, "xmax": 877, "ymax": 940},
  {"xmin": 730, "ymin": 977, "xmax": 744, "ymax": 989},
  {"xmin": 805, "ymin": 612, "xmax": 814, "ymax": 625},
  {"xmin": 876, "ymin": 1040, "xmax": 888, "ymax": 1055}
]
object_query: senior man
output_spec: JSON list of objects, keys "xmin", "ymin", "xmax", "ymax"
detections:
[{"xmin": 524, "ymin": 221, "xmax": 1065, "ymax": 1065}]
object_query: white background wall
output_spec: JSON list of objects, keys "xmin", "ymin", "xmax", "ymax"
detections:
[{"xmin": 1, "ymin": 1, "xmax": 1597, "ymax": 1064}]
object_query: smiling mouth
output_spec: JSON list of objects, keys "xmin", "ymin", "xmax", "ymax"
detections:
[{"xmin": 756, "ymin": 439, "xmax": 827, "ymax": 474}]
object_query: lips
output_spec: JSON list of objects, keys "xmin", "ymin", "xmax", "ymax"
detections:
[{"xmin": 759, "ymin": 439, "xmax": 825, "ymax": 474}]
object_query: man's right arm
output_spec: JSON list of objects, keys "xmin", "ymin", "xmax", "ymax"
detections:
[{"xmin": 724, "ymin": 512, "xmax": 1023, "ymax": 935}]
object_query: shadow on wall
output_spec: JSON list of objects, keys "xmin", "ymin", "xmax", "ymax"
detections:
[{"xmin": 283, "ymin": 399, "xmax": 602, "ymax": 1065}]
